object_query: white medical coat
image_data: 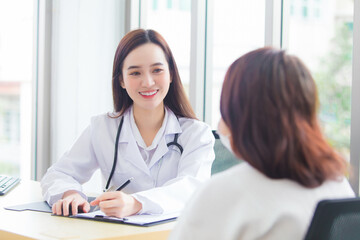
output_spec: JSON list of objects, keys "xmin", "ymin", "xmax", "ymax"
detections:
[{"xmin": 41, "ymin": 107, "xmax": 215, "ymax": 214}]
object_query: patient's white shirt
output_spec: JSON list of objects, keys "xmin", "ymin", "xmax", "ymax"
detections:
[{"xmin": 169, "ymin": 162, "xmax": 355, "ymax": 240}]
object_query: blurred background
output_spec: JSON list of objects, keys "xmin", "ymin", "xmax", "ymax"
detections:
[{"xmin": 0, "ymin": 0, "xmax": 358, "ymax": 193}]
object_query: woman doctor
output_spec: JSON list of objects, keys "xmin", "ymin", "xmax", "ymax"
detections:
[{"xmin": 41, "ymin": 29, "xmax": 215, "ymax": 218}]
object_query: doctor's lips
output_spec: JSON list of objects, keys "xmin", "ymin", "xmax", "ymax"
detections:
[{"xmin": 139, "ymin": 90, "xmax": 159, "ymax": 98}]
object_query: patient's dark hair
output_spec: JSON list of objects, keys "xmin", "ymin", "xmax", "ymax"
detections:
[{"xmin": 220, "ymin": 47, "xmax": 347, "ymax": 188}]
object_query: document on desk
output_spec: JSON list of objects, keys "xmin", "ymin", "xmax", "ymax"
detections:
[
  {"xmin": 5, "ymin": 200, "xmax": 178, "ymax": 226},
  {"xmin": 71, "ymin": 210, "xmax": 179, "ymax": 227}
]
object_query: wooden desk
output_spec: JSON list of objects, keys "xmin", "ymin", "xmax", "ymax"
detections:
[{"xmin": 0, "ymin": 180, "xmax": 175, "ymax": 240}]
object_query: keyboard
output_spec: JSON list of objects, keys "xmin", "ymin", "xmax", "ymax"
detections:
[{"xmin": 0, "ymin": 175, "xmax": 21, "ymax": 196}]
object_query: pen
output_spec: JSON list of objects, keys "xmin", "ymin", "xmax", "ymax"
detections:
[
  {"xmin": 116, "ymin": 177, "xmax": 133, "ymax": 191},
  {"xmin": 93, "ymin": 177, "xmax": 134, "ymax": 212}
]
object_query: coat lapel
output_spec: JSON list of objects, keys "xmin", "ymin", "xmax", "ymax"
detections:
[{"xmin": 119, "ymin": 110, "xmax": 150, "ymax": 176}]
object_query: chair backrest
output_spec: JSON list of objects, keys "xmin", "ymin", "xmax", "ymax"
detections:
[
  {"xmin": 211, "ymin": 130, "xmax": 240, "ymax": 175},
  {"xmin": 305, "ymin": 197, "xmax": 360, "ymax": 240}
]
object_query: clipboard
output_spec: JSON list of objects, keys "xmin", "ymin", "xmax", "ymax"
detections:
[
  {"xmin": 4, "ymin": 200, "xmax": 53, "ymax": 213},
  {"xmin": 69, "ymin": 210, "xmax": 178, "ymax": 227},
  {"xmin": 4, "ymin": 197, "xmax": 96, "ymax": 213},
  {"xmin": 5, "ymin": 198, "xmax": 178, "ymax": 227}
]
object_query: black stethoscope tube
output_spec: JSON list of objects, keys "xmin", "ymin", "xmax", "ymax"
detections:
[{"xmin": 105, "ymin": 116, "xmax": 124, "ymax": 190}]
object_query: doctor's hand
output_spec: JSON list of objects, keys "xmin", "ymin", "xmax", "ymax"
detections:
[
  {"xmin": 52, "ymin": 190, "xmax": 90, "ymax": 216},
  {"xmin": 90, "ymin": 191, "xmax": 142, "ymax": 218}
]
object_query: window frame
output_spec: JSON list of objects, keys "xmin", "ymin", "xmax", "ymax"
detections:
[{"xmin": 350, "ymin": 0, "xmax": 360, "ymax": 195}]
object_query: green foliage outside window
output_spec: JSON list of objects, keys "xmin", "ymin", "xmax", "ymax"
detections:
[
  {"xmin": 315, "ymin": 22, "xmax": 352, "ymax": 158},
  {"xmin": 0, "ymin": 161, "xmax": 18, "ymax": 175}
]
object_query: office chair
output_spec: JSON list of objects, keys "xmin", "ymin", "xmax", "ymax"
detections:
[
  {"xmin": 211, "ymin": 130, "xmax": 240, "ymax": 175},
  {"xmin": 304, "ymin": 197, "xmax": 360, "ymax": 240}
]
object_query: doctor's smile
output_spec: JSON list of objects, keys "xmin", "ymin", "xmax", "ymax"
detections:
[{"xmin": 139, "ymin": 90, "xmax": 159, "ymax": 98}]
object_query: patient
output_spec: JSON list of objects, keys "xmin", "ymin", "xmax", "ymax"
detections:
[{"xmin": 169, "ymin": 47, "xmax": 355, "ymax": 240}]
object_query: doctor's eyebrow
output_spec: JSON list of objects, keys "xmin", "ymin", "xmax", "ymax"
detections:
[
  {"xmin": 150, "ymin": 62, "xmax": 164, "ymax": 67},
  {"xmin": 126, "ymin": 62, "xmax": 164, "ymax": 70}
]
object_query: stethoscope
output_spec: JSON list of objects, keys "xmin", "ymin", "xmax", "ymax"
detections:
[{"xmin": 105, "ymin": 116, "xmax": 184, "ymax": 190}]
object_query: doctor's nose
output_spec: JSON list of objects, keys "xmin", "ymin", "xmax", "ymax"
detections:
[{"xmin": 141, "ymin": 74, "xmax": 155, "ymax": 87}]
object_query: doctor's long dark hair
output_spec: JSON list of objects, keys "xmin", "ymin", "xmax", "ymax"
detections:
[
  {"xmin": 220, "ymin": 47, "xmax": 347, "ymax": 188},
  {"xmin": 112, "ymin": 29, "xmax": 196, "ymax": 119}
]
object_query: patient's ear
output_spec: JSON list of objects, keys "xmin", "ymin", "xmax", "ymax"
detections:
[
  {"xmin": 218, "ymin": 118, "xmax": 241, "ymax": 158},
  {"xmin": 218, "ymin": 118, "xmax": 231, "ymax": 137}
]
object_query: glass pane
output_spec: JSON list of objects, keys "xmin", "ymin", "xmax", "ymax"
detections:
[
  {"xmin": 0, "ymin": 0, "xmax": 33, "ymax": 177},
  {"xmin": 51, "ymin": 0, "xmax": 125, "ymax": 193},
  {"xmin": 209, "ymin": 0, "xmax": 266, "ymax": 128},
  {"xmin": 142, "ymin": 0, "xmax": 191, "ymax": 96},
  {"xmin": 286, "ymin": 0, "xmax": 353, "ymax": 160}
]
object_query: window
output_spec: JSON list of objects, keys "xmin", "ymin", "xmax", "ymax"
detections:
[
  {"xmin": 285, "ymin": 0, "xmax": 353, "ymax": 161},
  {"xmin": 302, "ymin": 6, "xmax": 308, "ymax": 17},
  {"xmin": 208, "ymin": 0, "xmax": 266, "ymax": 128},
  {"xmin": 50, "ymin": 0, "xmax": 126, "ymax": 191},
  {"xmin": 141, "ymin": 0, "xmax": 191, "ymax": 96},
  {"xmin": 0, "ymin": 0, "xmax": 34, "ymax": 178}
]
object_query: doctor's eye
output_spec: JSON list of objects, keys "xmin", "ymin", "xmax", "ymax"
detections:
[
  {"xmin": 129, "ymin": 71, "xmax": 141, "ymax": 76},
  {"xmin": 153, "ymin": 68, "xmax": 164, "ymax": 74}
]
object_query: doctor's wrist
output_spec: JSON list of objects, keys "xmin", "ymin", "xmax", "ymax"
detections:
[
  {"xmin": 62, "ymin": 190, "xmax": 84, "ymax": 199},
  {"xmin": 132, "ymin": 197, "xmax": 143, "ymax": 214}
]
